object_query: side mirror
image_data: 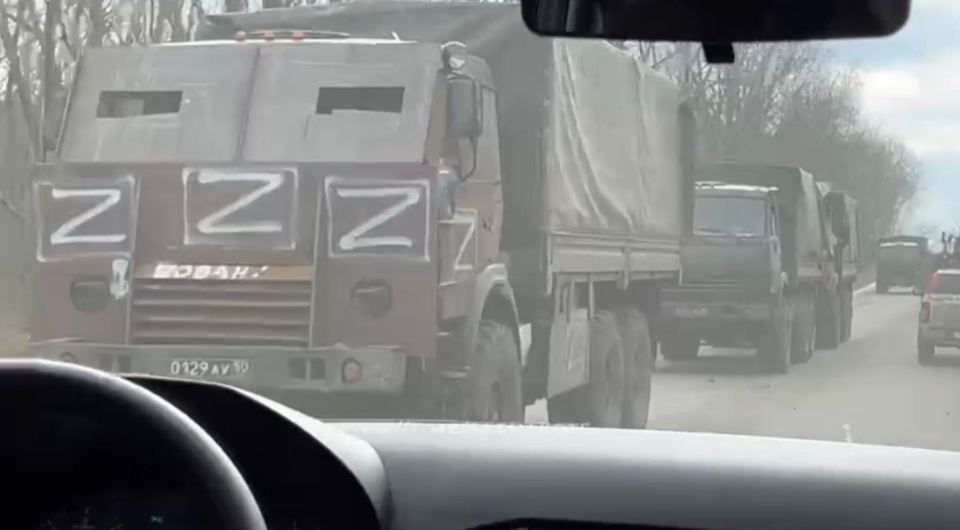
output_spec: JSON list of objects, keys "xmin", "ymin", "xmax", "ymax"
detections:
[{"xmin": 448, "ymin": 77, "xmax": 481, "ymax": 139}]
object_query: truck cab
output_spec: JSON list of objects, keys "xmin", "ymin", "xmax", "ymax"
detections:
[
  {"xmin": 877, "ymin": 235, "xmax": 929, "ymax": 294},
  {"xmin": 28, "ymin": 30, "xmax": 517, "ymax": 419},
  {"xmin": 659, "ymin": 183, "xmax": 789, "ymax": 370},
  {"xmin": 28, "ymin": 1, "xmax": 696, "ymax": 429}
]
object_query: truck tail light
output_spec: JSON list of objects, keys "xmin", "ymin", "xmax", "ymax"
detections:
[
  {"xmin": 342, "ymin": 359, "xmax": 362, "ymax": 384},
  {"xmin": 927, "ymin": 272, "xmax": 941, "ymax": 294},
  {"xmin": 920, "ymin": 300, "xmax": 931, "ymax": 323}
]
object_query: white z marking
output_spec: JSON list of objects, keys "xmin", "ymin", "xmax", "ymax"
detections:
[
  {"xmin": 337, "ymin": 187, "xmax": 422, "ymax": 251},
  {"xmin": 196, "ymin": 172, "xmax": 284, "ymax": 234},
  {"xmin": 453, "ymin": 210, "xmax": 477, "ymax": 271},
  {"xmin": 49, "ymin": 188, "xmax": 125, "ymax": 245}
]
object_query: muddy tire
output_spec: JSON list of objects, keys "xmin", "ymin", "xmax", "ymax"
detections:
[
  {"xmin": 457, "ymin": 320, "xmax": 524, "ymax": 423},
  {"xmin": 918, "ymin": 337, "xmax": 935, "ymax": 365},
  {"xmin": 840, "ymin": 283, "xmax": 854, "ymax": 343},
  {"xmin": 617, "ymin": 308, "xmax": 653, "ymax": 429},
  {"xmin": 815, "ymin": 288, "xmax": 841, "ymax": 350},
  {"xmin": 548, "ymin": 311, "xmax": 626, "ymax": 427},
  {"xmin": 660, "ymin": 335, "xmax": 700, "ymax": 361},
  {"xmin": 758, "ymin": 299, "xmax": 791, "ymax": 374},
  {"xmin": 790, "ymin": 295, "xmax": 814, "ymax": 364}
]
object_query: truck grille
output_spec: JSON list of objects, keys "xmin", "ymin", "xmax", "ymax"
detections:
[{"xmin": 131, "ymin": 278, "xmax": 312, "ymax": 347}]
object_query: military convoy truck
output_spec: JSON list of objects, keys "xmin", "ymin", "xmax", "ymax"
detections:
[
  {"xmin": 821, "ymin": 188, "xmax": 862, "ymax": 342},
  {"xmin": 659, "ymin": 164, "xmax": 852, "ymax": 372},
  {"xmin": 876, "ymin": 235, "xmax": 929, "ymax": 294},
  {"xmin": 27, "ymin": 2, "xmax": 695, "ymax": 427}
]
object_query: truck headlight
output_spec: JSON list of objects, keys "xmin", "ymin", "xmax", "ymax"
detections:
[{"xmin": 70, "ymin": 276, "xmax": 110, "ymax": 312}]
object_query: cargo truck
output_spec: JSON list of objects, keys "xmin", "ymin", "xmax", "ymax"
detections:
[
  {"xmin": 27, "ymin": 2, "xmax": 695, "ymax": 427},
  {"xmin": 876, "ymin": 235, "xmax": 929, "ymax": 294},
  {"xmin": 821, "ymin": 188, "xmax": 861, "ymax": 342},
  {"xmin": 659, "ymin": 164, "xmax": 842, "ymax": 373}
]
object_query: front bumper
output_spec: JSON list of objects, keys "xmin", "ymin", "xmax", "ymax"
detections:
[
  {"xmin": 26, "ymin": 341, "xmax": 407, "ymax": 395},
  {"xmin": 658, "ymin": 285, "xmax": 775, "ymax": 347},
  {"xmin": 658, "ymin": 302, "xmax": 771, "ymax": 346},
  {"xmin": 661, "ymin": 287, "xmax": 771, "ymax": 324}
]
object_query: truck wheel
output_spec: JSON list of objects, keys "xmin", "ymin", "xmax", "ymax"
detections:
[
  {"xmin": 462, "ymin": 320, "xmax": 524, "ymax": 423},
  {"xmin": 548, "ymin": 311, "xmax": 626, "ymax": 427},
  {"xmin": 758, "ymin": 299, "xmax": 791, "ymax": 374},
  {"xmin": 815, "ymin": 289, "xmax": 841, "ymax": 350},
  {"xmin": 790, "ymin": 296, "xmax": 814, "ymax": 364},
  {"xmin": 918, "ymin": 337, "xmax": 935, "ymax": 365},
  {"xmin": 660, "ymin": 336, "xmax": 699, "ymax": 361},
  {"xmin": 840, "ymin": 284, "xmax": 853, "ymax": 343},
  {"xmin": 617, "ymin": 308, "xmax": 653, "ymax": 429}
]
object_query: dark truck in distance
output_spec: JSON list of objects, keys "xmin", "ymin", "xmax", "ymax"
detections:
[
  {"xmin": 659, "ymin": 164, "xmax": 850, "ymax": 373},
  {"xmin": 876, "ymin": 235, "xmax": 929, "ymax": 294},
  {"xmin": 28, "ymin": 2, "xmax": 695, "ymax": 427}
]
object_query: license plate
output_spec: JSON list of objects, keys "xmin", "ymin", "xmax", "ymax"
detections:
[
  {"xmin": 169, "ymin": 358, "xmax": 251, "ymax": 379},
  {"xmin": 674, "ymin": 306, "xmax": 709, "ymax": 318}
]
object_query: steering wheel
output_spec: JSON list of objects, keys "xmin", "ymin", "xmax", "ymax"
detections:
[{"xmin": 0, "ymin": 359, "xmax": 267, "ymax": 530}]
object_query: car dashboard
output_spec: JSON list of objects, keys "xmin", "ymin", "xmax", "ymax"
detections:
[{"xmin": 7, "ymin": 372, "xmax": 960, "ymax": 530}]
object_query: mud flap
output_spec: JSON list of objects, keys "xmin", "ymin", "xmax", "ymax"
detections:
[{"xmin": 546, "ymin": 283, "xmax": 590, "ymax": 398}]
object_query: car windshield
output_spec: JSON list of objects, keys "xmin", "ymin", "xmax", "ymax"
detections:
[
  {"xmin": 6, "ymin": 0, "xmax": 960, "ymax": 453},
  {"xmin": 694, "ymin": 196, "xmax": 767, "ymax": 237}
]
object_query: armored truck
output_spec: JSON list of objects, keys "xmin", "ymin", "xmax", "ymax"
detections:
[{"xmin": 28, "ymin": 2, "xmax": 695, "ymax": 427}]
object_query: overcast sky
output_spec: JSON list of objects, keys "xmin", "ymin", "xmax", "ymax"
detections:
[{"xmin": 833, "ymin": 0, "xmax": 960, "ymax": 235}]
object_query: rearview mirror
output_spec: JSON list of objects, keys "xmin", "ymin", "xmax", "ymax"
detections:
[
  {"xmin": 521, "ymin": 0, "xmax": 911, "ymax": 42},
  {"xmin": 448, "ymin": 77, "xmax": 481, "ymax": 139}
]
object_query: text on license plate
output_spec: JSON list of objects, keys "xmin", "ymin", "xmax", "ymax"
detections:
[
  {"xmin": 169, "ymin": 359, "xmax": 251, "ymax": 378},
  {"xmin": 674, "ymin": 306, "xmax": 709, "ymax": 318}
]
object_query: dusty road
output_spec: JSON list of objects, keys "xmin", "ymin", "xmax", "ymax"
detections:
[{"xmin": 528, "ymin": 286, "xmax": 960, "ymax": 452}]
